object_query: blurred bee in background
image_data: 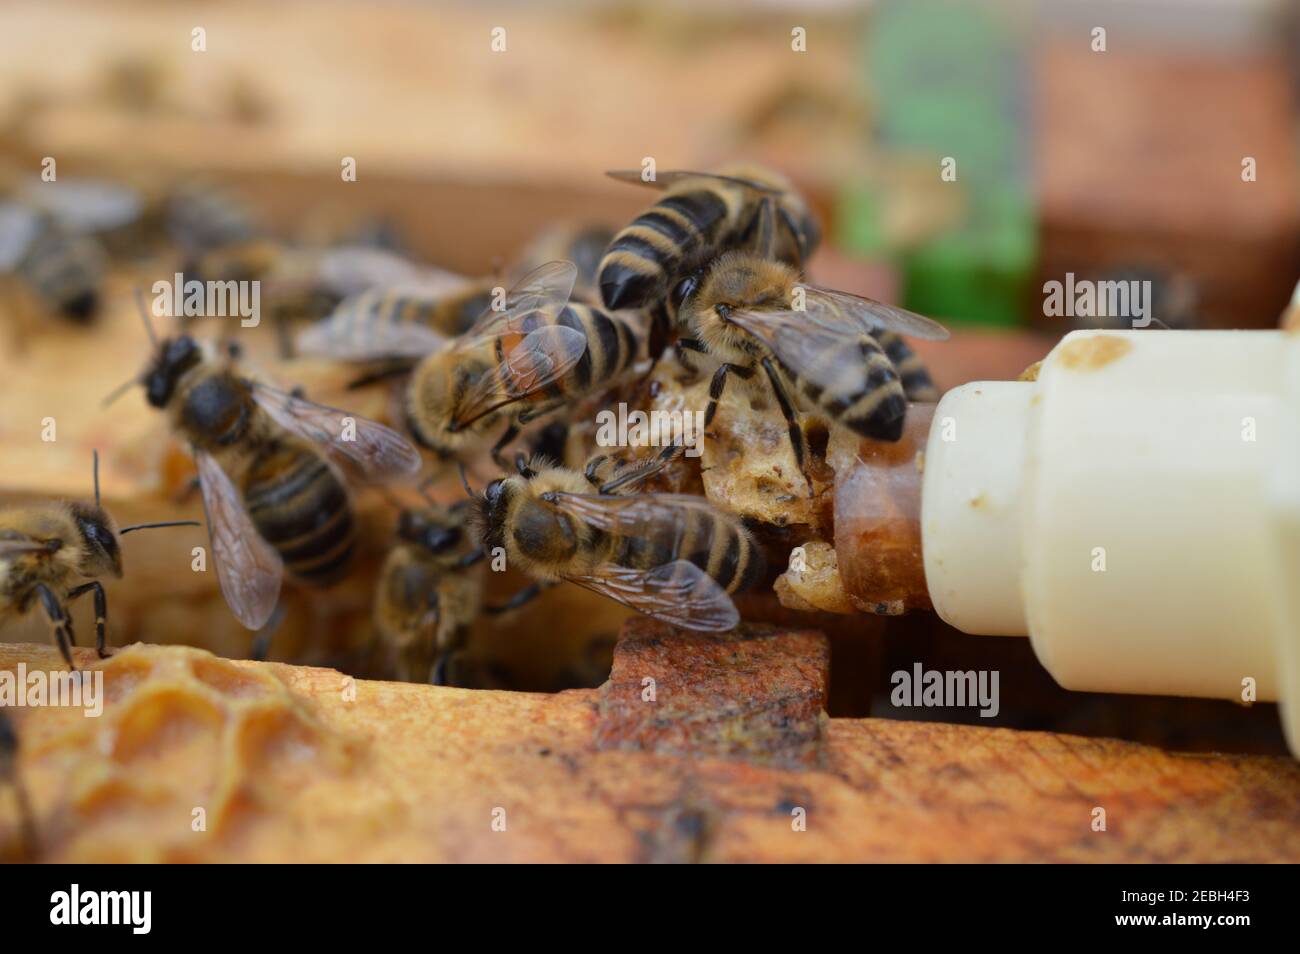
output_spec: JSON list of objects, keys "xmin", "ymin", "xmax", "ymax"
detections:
[
  {"xmin": 0, "ymin": 206, "xmax": 105, "ymax": 323},
  {"xmin": 187, "ymin": 239, "xmax": 466, "ymax": 358},
  {"xmin": 374, "ymin": 498, "xmax": 485, "ymax": 685},
  {"xmin": 164, "ymin": 181, "xmax": 264, "ymax": 259},
  {"xmin": 664, "ymin": 205, "xmax": 947, "ymax": 486},
  {"xmin": 598, "ymin": 164, "xmax": 819, "ymax": 312},
  {"xmin": 0, "ymin": 451, "xmax": 198, "ymax": 667},
  {"xmin": 106, "ymin": 294, "xmax": 421, "ymax": 632},
  {"xmin": 0, "ymin": 709, "xmax": 35, "ymax": 861},
  {"xmin": 470, "ymin": 444, "xmax": 761, "ymax": 631}
]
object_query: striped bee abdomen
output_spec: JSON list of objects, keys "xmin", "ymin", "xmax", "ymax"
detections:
[
  {"xmin": 795, "ymin": 335, "xmax": 908, "ymax": 442},
  {"xmin": 607, "ymin": 505, "xmax": 763, "ymax": 595},
  {"xmin": 243, "ymin": 441, "xmax": 356, "ymax": 585},
  {"xmin": 599, "ymin": 189, "xmax": 731, "ymax": 310},
  {"xmin": 874, "ymin": 330, "xmax": 938, "ymax": 402}
]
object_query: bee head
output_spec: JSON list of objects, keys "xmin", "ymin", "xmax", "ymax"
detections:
[
  {"xmin": 68, "ymin": 502, "xmax": 123, "ymax": 579},
  {"xmin": 684, "ymin": 252, "xmax": 797, "ymax": 356},
  {"xmin": 144, "ymin": 335, "xmax": 203, "ymax": 408},
  {"xmin": 398, "ymin": 507, "xmax": 464, "ymax": 555}
]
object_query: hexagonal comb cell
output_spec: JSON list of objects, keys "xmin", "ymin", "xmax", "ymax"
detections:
[{"xmin": 14, "ymin": 644, "xmax": 358, "ymax": 860}]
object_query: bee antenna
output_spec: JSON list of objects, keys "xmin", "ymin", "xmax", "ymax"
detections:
[
  {"xmin": 118, "ymin": 520, "xmax": 202, "ymax": 535},
  {"xmin": 457, "ymin": 461, "xmax": 475, "ymax": 499},
  {"xmin": 101, "ymin": 375, "xmax": 140, "ymax": 408},
  {"xmin": 91, "ymin": 449, "xmax": 101, "ymax": 507},
  {"xmin": 133, "ymin": 286, "xmax": 159, "ymax": 348}
]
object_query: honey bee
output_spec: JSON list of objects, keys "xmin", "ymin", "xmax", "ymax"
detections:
[
  {"xmin": 305, "ymin": 260, "xmax": 646, "ymax": 465},
  {"xmin": 190, "ymin": 240, "xmax": 467, "ymax": 358},
  {"xmin": 374, "ymin": 499, "xmax": 485, "ymax": 684},
  {"xmin": 108, "ymin": 296, "xmax": 422, "ymax": 630},
  {"xmin": 0, "ymin": 708, "xmax": 35, "ymax": 860},
  {"xmin": 0, "ymin": 451, "xmax": 199, "ymax": 667},
  {"xmin": 667, "ymin": 249, "xmax": 948, "ymax": 483},
  {"xmin": 470, "ymin": 446, "xmax": 763, "ymax": 632},
  {"xmin": 0, "ymin": 203, "xmax": 105, "ymax": 322},
  {"xmin": 598, "ymin": 164, "xmax": 819, "ymax": 311},
  {"xmin": 297, "ymin": 223, "xmax": 619, "ymax": 366},
  {"xmin": 165, "ymin": 182, "xmax": 264, "ymax": 258}
]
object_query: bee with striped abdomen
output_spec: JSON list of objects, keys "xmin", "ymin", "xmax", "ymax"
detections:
[
  {"xmin": 305, "ymin": 261, "xmax": 650, "ymax": 467},
  {"xmin": 374, "ymin": 499, "xmax": 485, "ymax": 685},
  {"xmin": 0, "ymin": 452, "xmax": 198, "ymax": 667},
  {"xmin": 108, "ymin": 295, "xmax": 422, "ymax": 631},
  {"xmin": 470, "ymin": 446, "xmax": 762, "ymax": 632},
  {"xmin": 669, "ymin": 249, "xmax": 947, "ymax": 486},
  {"xmin": 598, "ymin": 164, "xmax": 819, "ymax": 312}
]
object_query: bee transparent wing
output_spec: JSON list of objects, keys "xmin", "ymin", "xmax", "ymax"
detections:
[
  {"xmin": 196, "ymin": 451, "xmax": 283, "ymax": 631},
  {"xmin": 726, "ymin": 304, "xmax": 893, "ymax": 399},
  {"xmin": 450, "ymin": 325, "xmax": 587, "ymax": 428},
  {"xmin": 604, "ymin": 169, "xmax": 779, "ymax": 195},
  {"xmin": 802, "ymin": 286, "xmax": 950, "ymax": 341},
  {"xmin": 458, "ymin": 260, "xmax": 577, "ymax": 343},
  {"xmin": 0, "ymin": 535, "xmax": 50, "ymax": 558},
  {"xmin": 252, "ymin": 383, "xmax": 422, "ymax": 479},
  {"xmin": 567, "ymin": 560, "xmax": 739, "ymax": 633},
  {"xmin": 19, "ymin": 178, "xmax": 143, "ymax": 234},
  {"xmin": 295, "ymin": 292, "xmax": 449, "ymax": 361},
  {"xmin": 315, "ymin": 246, "xmax": 468, "ymax": 299},
  {"xmin": 543, "ymin": 490, "xmax": 719, "ymax": 538},
  {"xmin": 0, "ymin": 202, "xmax": 41, "ymax": 271}
]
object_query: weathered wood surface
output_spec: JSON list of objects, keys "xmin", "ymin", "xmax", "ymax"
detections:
[{"xmin": 3, "ymin": 619, "xmax": 1298, "ymax": 863}]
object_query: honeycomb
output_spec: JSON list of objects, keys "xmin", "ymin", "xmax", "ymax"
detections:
[{"xmin": 1, "ymin": 644, "xmax": 364, "ymax": 862}]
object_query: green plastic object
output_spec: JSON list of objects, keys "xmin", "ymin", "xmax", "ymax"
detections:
[{"xmin": 836, "ymin": 0, "xmax": 1037, "ymax": 327}]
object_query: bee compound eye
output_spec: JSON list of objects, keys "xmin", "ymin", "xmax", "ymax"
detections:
[{"xmin": 670, "ymin": 275, "xmax": 698, "ymax": 311}]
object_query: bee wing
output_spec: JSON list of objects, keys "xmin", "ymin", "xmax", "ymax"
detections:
[
  {"xmin": 19, "ymin": 178, "xmax": 143, "ymax": 234},
  {"xmin": 567, "ymin": 560, "xmax": 739, "ymax": 633},
  {"xmin": 315, "ymin": 245, "xmax": 469, "ymax": 299},
  {"xmin": 604, "ymin": 169, "xmax": 780, "ymax": 195},
  {"xmin": 801, "ymin": 286, "xmax": 950, "ymax": 341},
  {"xmin": 542, "ymin": 490, "xmax": 725, "ymax": 539},
  {"xmin": 458, "ymin": 260, "xmax": 577, "ymax": 344},
  {"xmin": 449, "ymin": 325, "xmax": 587, "ymax": 428},
  {"xmin": 0, "ymin": 535, "xmax": 50, "ymax": 558},
  {"xmin": 0, "ymin": 202, "xmax": 41, "ymax": 271},
  {"xmin": 726, "ymin": 303, "xmax": 895, "ymax": 399},
  {"xmin": 252, "ymin": 383, "xmax": 422, "ymax": 480},
  {"xmin": 195, "ymin": 451, "xmax": 283, "ymax": 631},
  {"xmin": 295, "ymin": 292, "xmax": 449, "ymax": 361}
]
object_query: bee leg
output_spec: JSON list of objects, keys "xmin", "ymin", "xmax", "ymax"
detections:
[
  {"xmin": 761, "ymin": 357, "xmax": 813, "ymax": 493},
  {"xmin": 597, "ymin": 440, "xmax": 685, "ymax": 494},
  {"xmin": 34, "ymin": 584, "xmax": 76, "ymax": 671},
  {"xmin": 249, "ymin": 601, "xmax": 286, "ymax": 662},
  {"xmin": 584, "ymin": 454, "xmax": 610, "ymax": 488},
  {"xmin": 67, "ymin": 581, "xmax": 109, "ymax": 658},
  {"xmin": 454, "ymin": 549, "xmax": 486, "ymax": 569},
  {"xmin": 675, "ymin": 336, "xmax": 708, "ymax": 377},
  {"xmin": 704, "ymin": 363, "xmax": 754, "ymax": 429},
  {"xmin": 489, "ymin": 423, "xmax": 522, "ymax": 470},
  {"xmin": 0, "ymin": 710, "xmax": 37, "ymax": 860},
  {"xmin": 429, "ymin": 652, "xmax": 451, "ymax": 687},
  {"xmin": 484, "ymin": 580, "xmax": 558, "ymax": 615}
]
